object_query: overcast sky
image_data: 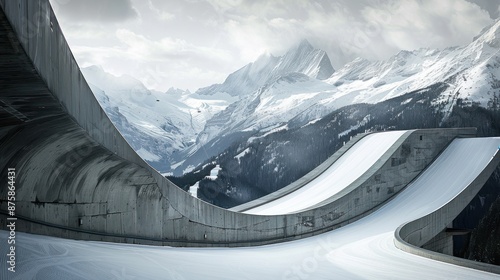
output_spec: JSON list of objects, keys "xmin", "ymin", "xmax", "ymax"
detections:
[{"xmin": 49, "ymin": 0, "xmax": 500, "ymax": 92}]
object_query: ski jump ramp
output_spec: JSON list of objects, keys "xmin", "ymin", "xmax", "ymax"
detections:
[
  {"xmin": 242, "ymin": 130, "xmax": 409, "ymax": 215},
  {"xmin": 0, "ymin": 0, "xmax": 499, "ymax": 278},
  {"xmin": 2, "ymin": 134, "xmax": 500, "ymax": 279}
]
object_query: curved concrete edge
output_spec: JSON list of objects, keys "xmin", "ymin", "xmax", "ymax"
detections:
[
  {"xmin": 302, "ymin": 130, "xmax": 415, "ymax": 211},
  {"xmin": 0, "ymin": 0, "xmax": 490, "ymax": 248},
  {"xmin": 0, "ymin": 0, "xmax": 256, "ymax": 245},
  {"xmin": 307, "ymin": 127, "xmax": 476, "ymax": 213},
  {"xmin": 289, "ymin": 128, "xmax": 476, "ymax": 217},
  {"xmin": 394, "ymin": 227, "xmax": 500, "ymax": 275},
  {"xmin": 239, "ymin": 127, "xmax": 476, "ymax": 216},
  {"xmin": 0, "ymin": 210, "xmax": 290, "ymax": 247},
  {"xmin": 0, "ymin": 0, "xmax": 147, "ymax": 170},
  {"xmin": 394, "ymin": 151, "xmax": 500, "ymax": 275},
  {"xmin": 230, "ymin": 132, "xmax": 373, "ymax": 212},
  {"xmin": 224, "ymin": 128, "xmax": 478, "ymax": 245}
]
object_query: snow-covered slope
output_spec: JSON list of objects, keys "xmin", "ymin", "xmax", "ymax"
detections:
[
  {"xmin": 81, "ymin": 66, "xmax": 236, "ymax": 173},
  {"xmin": 327, "ymin": 19, "xmax": 500, "ymax": 109},
  {"xmin": 173, "ymin": 19, "xmax": 500, "ymax": 174},
  {"xmin": 198, "ymin": 73, "xmax": 335, "ymax": 144}
]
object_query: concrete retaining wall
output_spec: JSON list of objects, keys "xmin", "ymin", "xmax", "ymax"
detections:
[
  {"xmin": 394, "ymin": 152, "xmax": 500, "ymax": 274},
  {"xmin": 280, "ymin": 128, "xmax": 476, "ymax": 233},
  {"xmin": 0, "ymin": 0, "xmax": 482, "ymax": 247}
]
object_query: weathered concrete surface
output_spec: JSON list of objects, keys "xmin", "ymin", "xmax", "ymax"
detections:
[
  {"xmin": 395, "ymin": 151, "xmax": 500, "ymax": 274},
  {"xmin": 0, "ymin": 0, "xmax": 492, "ymax": 249}
]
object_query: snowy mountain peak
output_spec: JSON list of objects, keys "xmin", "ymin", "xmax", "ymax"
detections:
[
  {"xmin": 166, "ymin": 87, "xmax": 190, "ymax": 95},
  {"xmin": 279, "ymin": 39, "xmax": 334, "ymax": 80},
  {"xmin": 196, "ymin": 40, "xmax": 334, "ymax": 97},
  {"xmin": 473, "ymin": 19, "xmax": 500, "ymax": 48}
]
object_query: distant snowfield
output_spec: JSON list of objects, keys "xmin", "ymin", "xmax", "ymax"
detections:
[{"xmin": 1, "ymin": 137, "xmax": 499, "ymax": 280}]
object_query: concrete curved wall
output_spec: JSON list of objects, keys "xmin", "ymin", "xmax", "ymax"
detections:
[
  {"xmin": 0, "ymin": 0, "xmax": 482, "ymax": 247},
  {"xmin": 394, "ymin": 151, "xmax": 500, "ymax": 274},
  {"xmin": 270, "ymin": 128, "xmax": 476, "ymax": 232}
]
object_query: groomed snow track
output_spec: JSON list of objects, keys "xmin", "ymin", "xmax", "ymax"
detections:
[{"xmin": 1, "ymin": 0, "xmax": 500, "ymax": 278}]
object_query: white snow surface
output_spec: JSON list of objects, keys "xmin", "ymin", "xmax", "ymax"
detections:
[
  {"xmin": 1, "ymin": 137, "xmax": 499, "ymax": 279},
  {"xmin": 205, "ymin": 165, "xmax": 221, "ymax": 180},
  {"xmin": 244, "ymin": 130, "xmax": 407, "ymax": 215},
  {"xmin": 188, "ymin": 182, "xmax": 199, "ymax": 197}
]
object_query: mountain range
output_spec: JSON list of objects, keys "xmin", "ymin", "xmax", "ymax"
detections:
[
  {"xmin": 81, "ymin": 66, "xmax": 237, "ymax": 172},
  {"xmin": 83, "ymin": 19, "xmax": 500, "ymax": 175}
]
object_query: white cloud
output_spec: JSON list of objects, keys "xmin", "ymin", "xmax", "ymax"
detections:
[
  {"xmin": 70, "ymin": 29, "xmax": 233, "ymax": 92},
  {"xmin": 361, "ymin": 0, "xmax": 492, "ymax": 51},
  {"xmin": 50, "ymin": 0, "xmax": 139, "ymax": 22},
  {"xmin": 52, "ymin": 0, "xmax": 494, "ymax": 92},
  {"xmin": 208, "ymin": 0, "xmax": 493, "ymax": 68},
  {"xmin": 113, "ymin": 29, "xmax": 232, "ymax": 63},
  {"xmin": 147, "ymin": 0, "xmax": 175, "ymax": 21},
  {"xmin": 465, "ymin": 0, "xmax": 500, "ymax": 19}
]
